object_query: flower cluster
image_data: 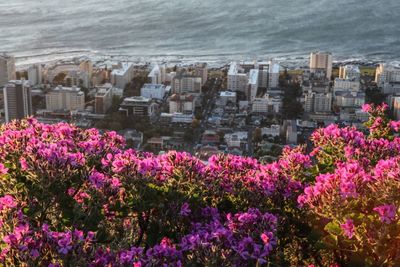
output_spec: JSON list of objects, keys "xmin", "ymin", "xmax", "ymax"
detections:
[{"xmin": 0, "ymin": 105, "xmax": 399, "ymax": 266}]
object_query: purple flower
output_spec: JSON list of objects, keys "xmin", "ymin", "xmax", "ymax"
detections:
[
  {"xmin": 373, "ymin": 204, "xmax": 397, "ymax": 224},
  {"xmin": 179, "ymin": 202, "xmax": 191, "ymax": 217}
]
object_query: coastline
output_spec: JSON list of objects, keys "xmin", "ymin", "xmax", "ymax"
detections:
[{"xmin": 13, "ymin": 49, "xmax": 396, "ymax": 70}]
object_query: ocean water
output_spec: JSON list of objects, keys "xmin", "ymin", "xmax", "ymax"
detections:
[{"xmin": 0, "ymin": 0, "xmax": 399, "ymax": 66}]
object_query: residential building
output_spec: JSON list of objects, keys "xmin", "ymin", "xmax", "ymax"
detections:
[
  {"xmin": 310, "ymin": 52, "xmax": 332, "ymax": 79},
  {"xmin": 28, "ymin": 64, "xmax": 42, "ymax": 86},
  {"xmin": 225, "ymin": 131, "xmax": 248, "ymax": 151},
  {"xmin": 334, "ymin": 78, "xmax": 360, "ymax": 93},
  {"xmin": 375, "ymin": 64, "xmax": 400, "ymax": 94},
  {"xmin": 394, "ymin": 97, "xmax": 400, "ymax": 120},
  {"xmin": 169, "ymin": 94, "xmax": 195, "ymax": 114},
  {"xmin": 119, "ymin": 96, "xmax": 157, "ymax": 117},
  {"xmin": 339, "ymin": 65, "xmax": 360, "ymax": 81},
  {"xmin": 375, "ymin": 64, "xmax": 400, "ymax": 86},
  {"xmin": 228, "ymin": 62, "xmax": 248, "ymax": 93},
  {"xmin": 268, "ymin": 61, "xmax": 280, "ymax": 89},
  {"xmin": 313, "ymin": 93, "xmax": 332, "ymax": 113},
  {"xmin": 334, "ymin": 91, "xmax": 365, "ymax": 108},
  {"xmin": 3, "ymin": 80, "xmax": 32, "ymax": 123},
  {"xmin": 172, "ymin": 74, "xmax": 202, "ymax": 94},
  {"xmin": 194, "ymin": 63, "xmax": 208, "ymax": 85},
  {"xmin": 140, "ymin": 83, "xmax": 166, "ymax": 100},
  {"xmin": 148, "ymin": 64, "xmax": 166, "ymax": 84},
  {"xmin": 261, "ymin": 125, "xmax": 280, "ymax": 137},
  {"xmin": 45, "ymin": 85, "xmax": 85, "ymax": 111},
  {"xmin": 220, "ymin": 91, "xmax": 237, "ymax": 105},
  {"xmin": 111, "ymin": 62, "xmax": 134, "ymax": 89},
  {"xmin": 0, "ymin": 54, "xmax": 16, "ymax": 87},
  {"xmin": 303, "ymin": 91, "xmax": 315, "ymax": 113},
  {"xmin": 285, "ymin": 120, "xmax": 298, "ymax": 145},
  {"xmin": 94, "ymin": 84, "xmax": 114, "ymax": 114},
  {"xmin": 252, "ymin": 94, "xmax": 282, "ymax": 114},
  {"xmin": 247, "ymin": 69, "xmax": 259, "ymax": 100}
]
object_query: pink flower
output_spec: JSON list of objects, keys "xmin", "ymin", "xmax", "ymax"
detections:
[
  {"xmin": 362, "ymin": 104, "xmax": 372, "ymax": 113},
  {"xmin": 340, "ymin": 219, "xmax": 355, "ymax": 239},
  {"xmin": 0, "ymin": 195, "xmax": 17, "ymax": 211},
  {"xmin": 373, "ymin": 204, "xmax": 397, "ymax": 224}
]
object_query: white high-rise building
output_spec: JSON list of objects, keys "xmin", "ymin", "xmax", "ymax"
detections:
[
  {"xmin": 172, "ymin": 75, "xmax": 202, "ymax": 94},
  {"xmin": 194, "ymin": 63, "xmax": 208, "ymax": 85},
  {"xmin": 111, "ymin": 62, "xmax": 134, "ymax": 89},
  {"xmin": 148, "ymin": 64, "xmax": 166, "ymax": 84},
  {"xmin": 375, "ymin": 64, "xmax": 400, "ymax": 85},
  {"xmin": 0, "ymin": 54, "xmax": 16, "ymax": 87},
  {"xmin": 339, "ymin": 65, "xmax": 360, "ymax": 81},
  {"xmin": 141, "ymin": 84, "xmax": 167, "ymax": 100},
  {"xmin": 45, "ymin": 85, "xmax": 85, "ymax": 111},
  {"xmin": 228, "ymin": 62, "xmax": 248, "ymax": 93},
  {"xmin": 310, "ymin": 52, "xmax": 332, "ymax": 79},
  {"xmin": 3, "ymin": 80, "xmax": 32, "ymax": 123},
  {"xmin": 248, "ymin": 69, "xmax": 259, "ymax": 101},
  {"xmin": 28, "ymin": 64, "xmax": 42, "ymax": 86},
  {"xmin": 268, "ymin": 61, "xmax": 280, "ymax": 89}
]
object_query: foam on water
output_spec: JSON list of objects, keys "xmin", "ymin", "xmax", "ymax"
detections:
[{"xmin": 1, "ymin": 0, "xmax": 399, "ymax": 66}]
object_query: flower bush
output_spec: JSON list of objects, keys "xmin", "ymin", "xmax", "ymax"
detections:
[{"xmin": 0, "ymin": 104, "xmax": 399, "ymax": 266}]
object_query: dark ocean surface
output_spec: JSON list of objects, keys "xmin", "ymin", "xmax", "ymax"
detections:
[{"xmin": 0, "ymin": 0, "xmax": 399, "ymax": 66}]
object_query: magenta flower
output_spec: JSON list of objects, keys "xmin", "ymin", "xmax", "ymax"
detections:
[
  {"xmin": 0, "ymin": 195, "xmax": 17, "ymax": 211},
  {"xmin": 340, "ymin": 219, "xmax": 355, "ymax": 239},
  {"xmin": 373, "ymin": 204, "xmax": 397, "ymax": 224}
]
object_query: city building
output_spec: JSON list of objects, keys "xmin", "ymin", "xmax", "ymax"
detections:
[
  {"xmin": 119, "ymin": 96, "xmax": 157, "ymax": 117},
  {"xmin": 339, "ymin": 65, "xmax": 360, "ymax": 81},
  {"xmin": 111, "ymin": 62, "xmax": 134, "ymax": 89},
  {"xmin": 333, "ymin": 78, "xmax": 361, "ymax": 93},
  {"xmin": 375, "ymin": 64, "xmax": 400, "ymax": 94},
  {"xmin": 261, "ymin": 125, "xmax": 280, "ymax": 137},
  {"xmin": 310, "ymin": 52, "xmax": 332, "ymax": 79},
  {"xmin": 3, "ymin": 80, "xmax": 32, "ymax": 123},
  {"xmin": 45, "ymin": 85, "xmax": 85, "ymax": 111},
  {"xmin": 219, "ymin": 91, "xmax": 237, "ymax": 105},
  {"xmin": 228, "ymin": 62, "xmax": 248, "ymax": 93},
  {"xmin": 313, "ymin": 93, "xmax": 332, "ymax": 113},
  {"xmin": 225, "ymin": 131, "xmax": 248, "ymax": 151},
  {"xmin": 252, "ymin": 94, "xmax": 282, "ymax": 114},
  {"xmin": 28, "ymin": 64, "xmax": 42, "ymax": 86},
  {"xmin": 94, "ymin": 84, "xmax": 114, "ymax": 114},
  {"xmin": 169, "ymin": 94, "xmax": 195, "ymax": 114},
  {"xmin": 304, "ymin": 91, "xmax": 315, "ymax": 113},
  {"xmin": 194, "ymin": 63, "xmax": 208, "ymax": 85},
  {"xmin": 285, "ymin": 120, "xmax": 298, "ymax": 145},
  {"xmin": 268, "ymin": 61, "xmax": 280, "ymax": 89},
  {"xmin": 334, "ymin": 91, "xmax": 365, "ymax": 108},
  {"xmin": 148, "ymin": 64, "xmax": 166, "ymax": 84},
  {"xmin": 172, "ymin": 74, "xmax": 202, "ymax": 94},
  {"xmin": 247, "ymin": 69, "xmax": 259, "ymax": 100},
  {"xmin": 140, "ymin": 83, "xmax": 167, "ymax": 100},
  {"xmin": 0, "ymin": 54, "xmax": 16, "ymax": 87},
  {"xmin": 394, "ymin": 97, "xmax": 400, "ymax": 120}
]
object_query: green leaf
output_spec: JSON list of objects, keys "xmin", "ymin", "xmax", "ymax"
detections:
[{"xmin": 324, "ymin": 221, "xmax": 341, "ymax": 236}]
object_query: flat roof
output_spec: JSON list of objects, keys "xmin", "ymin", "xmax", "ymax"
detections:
[
  {"xmin": 111, "ymin": 62, "xmax": 133, "ymax": 76},
  {"xmin": 248, "ymin": 69, "xmax": 259, "ymax": 85}
]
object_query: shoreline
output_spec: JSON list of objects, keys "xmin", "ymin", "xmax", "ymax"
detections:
[{"xmin": 13, "ymin": 50, "xmax": 395, "ymax": 70}]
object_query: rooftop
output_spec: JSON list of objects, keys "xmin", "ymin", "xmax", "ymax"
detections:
[
  {"xmin": 142, "ymin": 84, "xmax": 166, "ymax": 90},
  {"xmin": 220, "ymin": 91, "xmax": 237, "ymax": 97},
  {"xmin": 248, "ymin": 69, "xmax": 259, "ymax": 85},
  {"xmin": 111, "ymin": 62, "xmax": 133, "ymax": 76}
]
